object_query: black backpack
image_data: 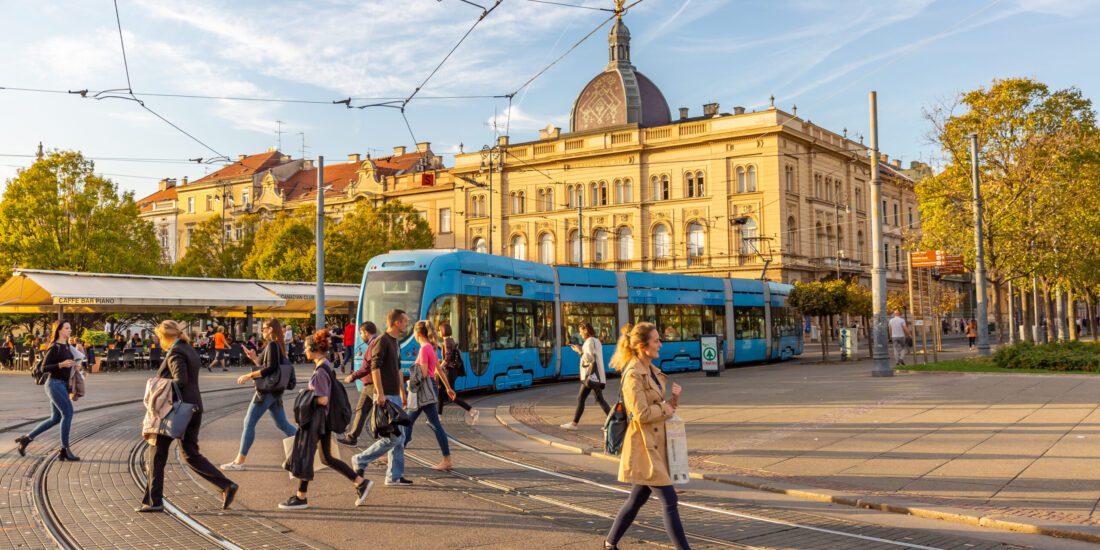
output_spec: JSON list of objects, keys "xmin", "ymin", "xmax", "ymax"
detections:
[
  {"xmin": 325, "ymin": 364, "xmax": 352, "ymax": 434},
  {"xmin": 445, "ymin": 338, "xmax": 467, "ymax": 377},
  {"xmin": 30, "ymin": 349, "xmax": 49, "ymax": 385}
]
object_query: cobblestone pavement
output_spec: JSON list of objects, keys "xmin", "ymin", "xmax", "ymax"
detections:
[{"xmin": 509, "ymin": 348, "xmax": 1100, "ymax": 529}]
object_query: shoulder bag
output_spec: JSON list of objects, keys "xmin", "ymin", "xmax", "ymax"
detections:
[{"xmin": 157, "ymin": 381, "xmax": 198, "ymax": 439}]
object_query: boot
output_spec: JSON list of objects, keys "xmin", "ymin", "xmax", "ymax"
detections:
[
  {"xmin": 14, "ymin": 435, "xmax": 31, "ymax": 457},
  {"xmin": 58, "ymin": 447, "xmax": 81, "ymax": 461}
]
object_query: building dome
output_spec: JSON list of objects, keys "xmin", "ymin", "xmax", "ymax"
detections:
[{"xmin": 569, "ymin": 17, "xmax": 671, "ymax": 133}]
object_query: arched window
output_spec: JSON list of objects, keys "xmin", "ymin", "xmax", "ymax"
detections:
[
  {"xmin": 685, "ymin": 172, "xmax": 695, "ymax": 198},
  {"xmin": 589, "ymin": 182, "xmax": 598, "ymax": 206},
  {"xmin": 536, "ymin": 189, "xmax": 545, "ymax": 211},
  {"xmin": 652, "ymin": 224, "xmax": 671, "ymax": 259},
  {"xmin": 736, "ymin": 167, "xmax": 746, "ymax": 193},
  {"xmin": 826, "ymin": 225, "xmax": 834, "ymax": 256},
  {"xmin": 594, "ymin": 229, "xmax": 609, "ymax": 262},
  {"xmin": 740, "ymin": 218, "xmax": 757, "ymax": 255},
  {"xmin": 618, "ymin": 226, "xmax": 633, "ymax": 260},
  {"xmin": 825, "ymin": 177, "xmax": 832, "ymax": 201},
  {"xmin": 614, "ymin": 179, "xmax": 623, "ymax": 203},
  {"xmin": 687, "ymin": 222, "xmax": 705, "ymax": 258},
  {"xmin": 835, "ymin": 182, "xmax": 842, "ymax": 204},
  {"xmin": 855, "ymin": 187, "xmax": 862, "ymax": 210},
  {"xmin": 511, "ymin": 235, "xmax": 526, "ymax": 260},
  {"xmin": 570, "ymin": 230, "xmax": 581, "ymax": 265},
  {"xmin": 539, "ymin": 233, "xmax": 554, "ymax": 264},
  {"xmin": 518, "ymin": 191, "xmax": 525, "ymax": 213},
  {"xmin": 815, "ymin": 222, "xmax": 824, "ymax": 257},
  {"xmin": 695, "ymin": 171, "xmax": 705, "ymax": 197},
  {"xmin": 599, "ymin": 181, "xmax": 608, "ymax": 205},
  {"xmin": 473, "ymin": 237, "xmax": 486, "ymax": 254},
  {"xmin": 546, "ymin": 188, "xmax": 554, "ymax": 211},
  {"xmin": 747, "ymin": 166, "xmax": 757, "ymax": 192},
  {"xmin": 510, "ymin": 192, "xmax": 517, "ymax": 214},
  {"xmin": 660, "ymin": 175, "xmax": 670, "ymax": 200},
  {"xmin": 623, "ymin": 178, "xmax": 632, "ymax": 202},
  {"xmin": 785, "ymin": 166, "xmax": 794, "ymax": 192},
  {"xmin": 815, "ymin": 175, "xmax": 823, "ymax": 197},
  {"xmin": 857, "ymin": 230, "xmax": 865, "ymax": 261},
  {"xmin": 786, "ymin": 216, "xmax": 797, "ymax": 254},
  {"xmin": 650, "ymin": 175, "xmax": 660, "ymax": 200}
]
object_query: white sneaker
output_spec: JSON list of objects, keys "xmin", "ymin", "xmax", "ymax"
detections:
[
  {"xmin": 466, "ymin": 409, "xmax": 480, "ymax": 426},
  {"xmin": 220, "ymin": 462, "xmax": 245, "ymax": 471},
  {"xmin": 355, "ymin": 479, "xmax": 373, "ymax": 506},
  {"xmin": 560, "ymin": 422, "xmax": 578, "ymax": 431}
]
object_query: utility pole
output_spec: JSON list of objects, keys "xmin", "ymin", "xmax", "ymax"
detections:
[
  {"xmin": 577, "ymin": 204, "xmax": 584, "ymax": 267},
  {"xmin": 869, "ymin": 91, "xmax": 891, "ymax": 377},
  {"xmin": 969, "ymin": 134, "xmax": 991, "ymax": 356},
  {"xmin": 315, "ymin": 156, "xmax": 326, "ymax": 331}
]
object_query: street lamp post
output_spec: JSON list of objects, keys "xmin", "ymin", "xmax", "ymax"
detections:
[
  {"xmin": 315, "ymin": 156, "xmax": 325, "ymax": 331},
  {"xmin": 869, "ymin": 91, "xmax": 892, "ymax": 377},
  {"xmin": 969, "ymin": 134, "xmax": 991, "ymax": 356}
]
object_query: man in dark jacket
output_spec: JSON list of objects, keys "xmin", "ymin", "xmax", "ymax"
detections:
[
  {"xmin": 338, "ymin": 321, "xmax": 378, "ymax": 446},
  {"xmin": 139, "ymin": 324, "xmax": 238, "ymax": 513}
]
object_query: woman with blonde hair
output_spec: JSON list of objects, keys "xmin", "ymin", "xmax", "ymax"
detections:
[
  {"xmin": 404, "ymin": 320, "xmax": 455, "ymax": 471},
  {"xmin": 604, "ymin": 322, "xmax": 689, "ymax": 550}
]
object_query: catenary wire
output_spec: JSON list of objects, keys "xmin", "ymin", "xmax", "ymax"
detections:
[
  {"xmin": 526, "ymin": 0, "xmax": 614, "ymax": 11},
  {"xmin": 403, "ymin": 0, "xmax": 504, "ymax": 108}
]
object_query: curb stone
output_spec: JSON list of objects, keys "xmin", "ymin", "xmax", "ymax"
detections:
[{"xmin": 494, "ymin": 405, "xmax": 1100, "ymax": 545}]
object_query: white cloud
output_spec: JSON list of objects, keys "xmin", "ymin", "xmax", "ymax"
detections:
[{"xmin": 486, "ymin": 105, "xmax": 568, "ymax": 133}]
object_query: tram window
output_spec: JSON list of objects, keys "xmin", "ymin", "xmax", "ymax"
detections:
[
  {"xmin": 702, "ymin": 305, "xmax": 725, "ymax": 336},
  {"xmin": 735, "ymin": 306, "xmax": 766, "ymax": 339},
  {"xmin": 631, "ymin": 304, "xmax": 657, "ymax": 325},
  {"xmin": 363, "ymin": 271, "xmax": 425, "ymax": 340},
  {"xmin": 562, "ymin": 302, "xmax": 617, "ymax": 346},
  {"xmin": 427, "ymin": 295, "xmax": 459, "ymax": 345},
  {"xmin": 681, "ymin": 305, "xmax": 704, "ymax": 340},
  {"xmin": 514, "ymin": 300, "xmax": 535, "ymax": 348},
  {"xmin": 463, "ymin": 294, "xmax": 488, "ymax": 376},
  {"xmin": 492, "ymin": 299, "xmax": 516, "ymax": 349},
  {"xmin": 658, "ymin": 305, "xmax": 682, "ymax": 341},
  {"xmin": 535, "ymin": 301, "xmax": 554, "ymax": 348},
  {"xmin": 772, "ymin": 307, "xmax": 797, "ymax": 337},
  {"xmin": 590, "ymin": 303, "xmax": 617, "ymax": 342}
]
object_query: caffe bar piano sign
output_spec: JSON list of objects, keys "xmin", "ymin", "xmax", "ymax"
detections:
[{"xmin": 56, "ymin": 297, "xmax": 118, "ymax": 305}]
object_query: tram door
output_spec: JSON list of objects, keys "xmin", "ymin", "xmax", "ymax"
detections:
[{"xmin": 463, "ymin": 293, "xmax": 492, "ymax": 389}]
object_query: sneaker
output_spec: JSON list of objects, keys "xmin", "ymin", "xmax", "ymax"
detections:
[
  {"xmin": 355, "ymin": 479, "xmax": 374, "ymax": 506},
  {"xmin": 466, "ymin": 409, "xmax": 480, "ymax": 426},
  {"xmin": 560, "ymin": 422, "xmax": 578, "ymax": 431},
  {"xmin": 336, "ymin": 436, "xmax": 358, "ymax": 447},
  {"xmin": 384, "ymin": 477, "xmax": 414, "ymax": 487},
  {"xmin": 220, "ymin": 462, "xmax": 245, "ymax": 471},
  {"xmin": 278, "ymin": 495, "xmax": 309, "ymax": 510}
]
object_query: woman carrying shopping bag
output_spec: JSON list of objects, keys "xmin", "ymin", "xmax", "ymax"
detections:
[{"xmin": 604, "ymin": 322, "xmax": 689, "ymax": 550}]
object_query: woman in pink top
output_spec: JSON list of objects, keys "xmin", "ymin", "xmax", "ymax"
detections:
[{"xmin": 403, "ymin": 321, "xmax": 455, "ymax": 471}]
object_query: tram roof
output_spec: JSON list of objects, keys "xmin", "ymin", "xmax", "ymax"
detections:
[{"xmin": 0, "ymin": 269, "xmax": 359, "ymax": 316}]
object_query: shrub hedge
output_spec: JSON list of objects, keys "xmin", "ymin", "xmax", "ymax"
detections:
[{"xmin": 992, "ymin": 341, "xmax": 1100, "ymax": 372}]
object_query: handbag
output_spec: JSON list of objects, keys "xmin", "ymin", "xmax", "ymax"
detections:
[
  {"xmin": 157, "ymin": 382, "xmax": 198, "ymax": 439},
  {"xmin": 603, "ymin": 377, "xmax": 630, "ymax": 456}
]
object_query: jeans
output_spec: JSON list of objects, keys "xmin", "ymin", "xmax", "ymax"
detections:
[
  {"xmin": 406, "ymin": 399, "xmax": 451, "ymax": 457},
  {"xmin": 351, "ymin": 395, "xmax": 406, "ymax": 482},
  {"xmin": 28, "ymin": 379, "xmax": 74, "ymax": 448},
  {"xmin": 607, "ymin": 485, "xmax": 690, "ymax": 549},
  {"xmin": 145, "ymin": 411, "xmax": 234, "ymax": 507},
  {"xmin": 573, "ymin": 381, "xmax": 611, "ymax": 424},
  {"xmin": 238, "ymin": 392, "xmax": 296, "ymax": 456},
  {"xmin": 891, "ymin": 337, "xmax": 908, "ymax": 365}
]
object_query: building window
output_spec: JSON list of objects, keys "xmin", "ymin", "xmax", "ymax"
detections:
[
  {"xmin": 546, "ymin": 188, "xmax": 554, "ymax": 211},
  {"xmin": 234, "ymin": 225, "xmax": 243, "ymax": 241},
  {"xmin": 242, "ymin": 190, "xmax": 249, "ymax": 207},
  {"xmin": 614, "ymin": 179, "xmax": 623, "ymax": 203},
  {"xmin": 786, "ymin": 216, "xmax": 797, "ymax": 254},
  {"xmin": 518, "ymin": 191, "xmax": 526, "ymax": 213},
  {"xmin": 598, "ymin": 181, "xmax": 608, "ymax": 205},
  {"xmin": 512, "ymin": 235, "xmax": 526, "ymax": 260},
  {"xmin": 618, "ymin": 226, "xmax": 633, "ymax": 260},
  {"xmin": 439, "ymin": 208, "xmax": 452, "ymax": 233},
  {"xmin": 857, "ymin": 230, "xmax": 865, "ymax": 261},
  {"xmin": 206, "ymin": 194, "xmax": 213, "ymax": 211},
  {"xmin": 893, "ymin": 202, "xmax": 899, "ymax": 226},
  {"xmin": 881, "ymin": 200, "xmax": 887, "ymax": 223},
  {"xmin": 539, "ymin": 233, "xmax": 554, "ymax": 264},
  {"xmin": 589, "ymin": 182, "xmax": 598, "ymax": 206},
  {"xmin": 825, "ymin": 177, "xmax": 832, "ymax": 201},
  {"xmin": 623, "ymin": 178, "xmax": 632, "ymax": 202},
  {"xmin": 815, "ymin": 174, "xmax": 823, "ymax": 198},
  {"xmin": 186, "ymin": 227, "xmax": 194, "ymax": 246},
  {"xmin": 837, "ymin": 226, "xmax": 844, "ymax": 257},
  {"xmin": 570, "ymin": 229, "xmax": 581, "ymax": 264},
  {"xmin": 747, "ymin": 166, "xmax": 757, "ymax": 192},
  {"xmin": 908, "ymin": 206, "xmax": 914, "ymax": 228},
  {"xmin": 815, "ymin": 222, "xmax": 824, "ymax": 257},
  {"xmin": 685, "ymin": 172, "xmax": 695, "ymax": 198},
  {"xmin": 473, "ymin": 237, "xmax": 487, "ymax": 254},
  {"xmin": 739, "ymin": 218, "xmax": 757, "ymax": 255},
  {"xmin": 785, "ymin": 166, "xmax": 794, "ymax": 192},
  {"xmin": 835, "ymin": 182, "xmax": 842, "ymax": 203},
  {"xmin": 660, "ymin": 175, "xmax": 670, "ymax": 200},
  {"xmin": 737, "ymin": 167, "xmax": 745, "ymax": 193},
  {"xmin": 652, "ymin": 224, "xmax": 671, "ymax": 259},
  {"xmin": 159, "ymin": 226, "xmax": 169, "ymax": 249},
  {"xmin": 687, "ymin": 222, "xmax": 705, "ymax": 258},
  {"xmin": 894, "ymin": 245, "xmax": 901, "ymax": 270},
  {"xmin": 417, "ymin": 210, "xmax": 427, "ymax": 220},
  {"xmin": 187, "ymin": 197, "xmax": 194, "ymax": 213},
  {"xmin": 594, "ymin": 229, "xmax": 609, "ymax": 262},
  {"xmin": 883, "ymin": 242, "xmax": 890, "ymax": 269},
  {"xmin": 855, "ymin": 187, "xmax": 862, "ymax": 210}
]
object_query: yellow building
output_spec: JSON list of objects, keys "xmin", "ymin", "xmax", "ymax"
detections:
[{"xmin": 450, "ymin": 14, "xmax": 918, "ymax": 288}]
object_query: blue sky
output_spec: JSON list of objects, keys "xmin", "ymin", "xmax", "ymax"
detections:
[{"xmin": 1, "ymin": 0, "xmax": 1097, "ymax": 199}]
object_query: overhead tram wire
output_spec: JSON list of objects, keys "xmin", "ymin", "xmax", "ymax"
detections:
[
  {"xmin": 525, "ymin": 0, "xmax": 615, "ymax": 11},
  {"xmin": 403, "ymin": 0, "xmax": 504, "ymax": 109}
]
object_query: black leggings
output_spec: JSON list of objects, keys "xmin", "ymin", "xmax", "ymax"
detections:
[
  {"xmin": 298, "ymin": 430, "xmax": 358, "ymax": 493},
  {"xmin": 607, "ymin": 484, "xmax": 690, "ymax": 549},
  {"xmin": 437, "ymin": 370, "xmax": 473, "ymax": 413},
  {"xmin": 573, "ymin": 382, "xmax": 611, "ymax": 424}
]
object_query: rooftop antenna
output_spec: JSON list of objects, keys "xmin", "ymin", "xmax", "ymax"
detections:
[
  {"xmin": 276, "ymin": 120, "xmax": 285, "ymax": 151},
  {"xmin": 297, "ymin": 132, "xmax": 308, "ymax": 159}
]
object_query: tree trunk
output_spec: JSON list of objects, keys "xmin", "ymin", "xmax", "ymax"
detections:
[
  {"xmin": 1020, "ymin": 285, "xmax": 1032, "ymax": 342},
  {"xmin": 991, "ymin": 277, "xmax": 1004, "ymax": 344},
  {"xmin": 1042, "ymin": 280, "xmax": 1056, "ymax": 343},
  {"xmin": 1067, "ymin": 287, "xmax": 1078, "ymax": 341},
  {"xmin": 819, "ymin": 315, "xmax": 828, "ymax": 361},
  {"xmin": 1087, "ymin": 293, "xmax": 1096, "ymax": 342}
]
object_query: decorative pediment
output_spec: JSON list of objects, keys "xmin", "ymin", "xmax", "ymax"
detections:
[{"xmin": 255, "ymin": 172, "xmax": 284, "ymax": 206}]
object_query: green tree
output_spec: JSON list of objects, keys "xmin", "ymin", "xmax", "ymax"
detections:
[
  {"xmin": 173, "ymin": 214, "xmax": 258, "ymax": 278},
  {"xmin": 325, "ymin": 200, "xmax": 434, "ymax": 283},
  {"xmin": 241, "ymin": 209, "xmax": 316, "ymax": 281},
  {"xmin": 787, "ymin": 280, "xmax": 850, "ymax": 360},
  {"xmin": 0, "ymin": 149, "xmax": 162, "ymax": 281}
]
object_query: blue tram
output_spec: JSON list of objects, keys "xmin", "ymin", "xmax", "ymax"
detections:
[{"xmin": 354, "ymin": 250, "xmax": 802, "ymax": 392}]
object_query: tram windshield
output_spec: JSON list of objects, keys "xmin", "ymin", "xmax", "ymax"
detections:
[{"xmin": 362, "ymin": 270, "xmax": 426, "ymax": 340}]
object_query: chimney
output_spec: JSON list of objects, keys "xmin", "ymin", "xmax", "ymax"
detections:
[
  {"xmin": 158, "ymin": 178, "xmax": 176, "ymax": 192},
  {"xmin": 497, "ymin": 135, "xmax": 510, "ymax": 147},
  {"xmin": 280, "ymin": 155, "xmax": 291, "ymax": 163},
  {"xmin": 303, "ymin": 159, "xmax": 314, "ymax": 169},
  {"xmin": 416, "ymin": 142, "xmax": 431, "ymax": 153},
  {"xmin": 347, "ymin": 153, "xmax": 361, "ymax": 163},
  {"xmin": 678, "ymin": 107, "xmax": 689, "ymax": 120},
  {"xmin": 892, "ymin": 159, "xmax": 902, "ymax": 169},
  {"xmin": 879, "ymin": 153, "xmax": 889, "ymax": 163},
  {"xmin": 392, "ymin": 146, "xmax": 406, "ymax": 156},
  {"xmin": 181, "ymin": 176, "xmax": 189, "ymax": 186},
  {"xmin": 733, "ymin": 106, "xmax": 746, "ymax": 115},
  {"xmin": 267, "ymin": 146, "xmax": 277, "ymax": 152},
  {"xmin": 702, "ymin": 103, "xmax": 719, "ymax": 117},
  {"xmin": 238, "ymin": 154, "xmax": 247, "ymax": 161}
]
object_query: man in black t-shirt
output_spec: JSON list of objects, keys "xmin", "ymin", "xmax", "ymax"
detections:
[{"xmin": 350, "ymin": 309, "xmax": 412, "ymax": 486}]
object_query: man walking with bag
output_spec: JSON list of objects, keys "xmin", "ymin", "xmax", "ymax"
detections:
[
  {"xmin": 350, "ymin": 310, "xmax": 412, "ymax": 486},
  {"xmin": 338, "ymin": 322, "xmax": 379, "ymax": 447}
]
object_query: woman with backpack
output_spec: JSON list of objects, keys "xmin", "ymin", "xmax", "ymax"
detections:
[
  {"xmin": 604, "ymin": 322, "xmax": 689, "ymax": 550},
  {"xmin": 403, "ymin": 320, "xmax": 454, "ymax": 471},
  {"xmin": 15, "ymin": 320, "xmax": 81, "ymax": 461},
  {"xmin": 560, "ymin": 322, "xmax": 610, "ymax": 431},
  {"xmin": 280, "ymin": 330, "xmax": 371, "ymax": 510},
  {"xmin": 221, "ymin": 318, "xmax": 296, "ymax": 471},
  {"xmin": 436, "ymin": 323, "xmax": 478, "ymax": 425}
]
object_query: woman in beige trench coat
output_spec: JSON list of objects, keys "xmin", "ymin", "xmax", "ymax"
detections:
[{"xmin": 604, "ymin": 322, "xmax": 690, "ymax": 550}]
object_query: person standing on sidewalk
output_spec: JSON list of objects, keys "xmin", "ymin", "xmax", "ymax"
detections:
[
  {"xmin": 403, "ymin": 320, "xmax": 454, "ymax": 471},
  {"xmin": 351, "ymin": 309, "xmax": 412, "ymax": 486},
  {"xmin": 280, "ymin": 330, "xmax": 372, "ymax": 510},
  {"xmin": 889, "ymin": 310, "xmax": 911, "ymax": 366},
  {"xmin": 436, "ymin": 323, "xmax": 478, "ymax": 425},
  {"xmin": 15, "ymin": 320, "xmax": 81, "ymax": 461},
  {"xmin": 561, "ymin": 322, "xmax": 610, "ymax": 431},
  {"xmin": 211, "ymin": 326, "xmax": 228, "ymax": 372},
  {"xmin": 338, "ymin": 322, "xmax": 380, "ymax": 446},
  {"xmin": 966, "ymin": 319, "xmax": 978, "ymax": 350},
  {"xmin": 137, "ymin": 320, "xmax": 237, "ymax": 513},
  {"xmin": 221, "ymin": 319, "xmax": 297, "ymax": 471},
  {"xmin": 604, "ymin": 322, "xmax": 689, "ymax": 550}
]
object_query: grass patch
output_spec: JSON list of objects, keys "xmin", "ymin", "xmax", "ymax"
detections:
[{"xmin": 901, "ymin": 355, "xmax": 1100, "ymax": 375}]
